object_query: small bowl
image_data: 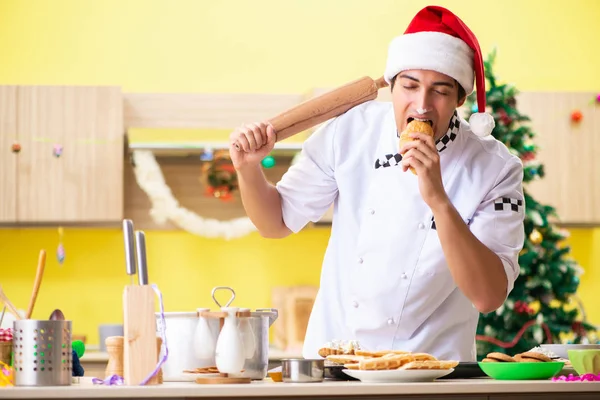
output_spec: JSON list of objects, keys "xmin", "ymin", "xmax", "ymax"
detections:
[
  {"xmin": 281, "ymin": 358, "xmax": 324, "ymax": 383},
  {"xmin": 540, "ymin": 344, "xmax": 600, "ymax": 359},
  {"xmin": 568, "ymin": 349, "xmax": 600, "ymax": 375},
  {"xmin": 478, "ymin": 361, "xmax": 564, "ymax": 380}
]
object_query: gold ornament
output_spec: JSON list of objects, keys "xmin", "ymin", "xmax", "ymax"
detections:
[{"xmin": 529, "ymin": 229, "xmax": 543, "ymax": 245}]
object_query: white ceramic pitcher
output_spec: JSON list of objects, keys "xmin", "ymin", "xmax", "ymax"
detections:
[
  {"xmin": 193, "ymin": 307, "xmax": 217, "ymax": 361},
  {"xmin": 214, "ymin": 307, "xmax": 245, "ymax": 374}
]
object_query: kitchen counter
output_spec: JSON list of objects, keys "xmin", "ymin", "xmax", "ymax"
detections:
[
  {"xmin": 80, "ymin": 348, "xmax": 302, "ymax": 379},
  {"xmin": 0, "ymin": 379, "xmax": 599, "ymax": 400}
]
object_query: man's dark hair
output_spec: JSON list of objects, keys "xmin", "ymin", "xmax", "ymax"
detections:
[{"xmin": 390, "ymin": 74, "xmax": 466, "ymax": 103}]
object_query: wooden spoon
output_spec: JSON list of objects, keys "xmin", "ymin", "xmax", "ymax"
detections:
[
  {"xmin": 0, "ymin": 285, "xmax": 21, "ymax": 320},
  {"xmin": 26, "ymin": 249, "xmax": 47, "ymax": 319},
  {"xmin": 49, "ymin": 309, "xmax": 65, "ymax": 321}
]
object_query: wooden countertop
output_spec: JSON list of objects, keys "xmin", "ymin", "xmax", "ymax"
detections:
[{"xmin": 0, "ymin": 379, "xmax": 599, "ymax": 399}]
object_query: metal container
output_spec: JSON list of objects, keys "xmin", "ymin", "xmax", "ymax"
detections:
[
  {"xmin": 155, "ymin": 308, "xmax": 278, "ymax": 381},
  {"xmin": 12, "ymin": 320, "xmax": 72, "ymax": 386},
  {"xmin": 281, "ymin": 358, "xmax": 324, "ymax": 383}
]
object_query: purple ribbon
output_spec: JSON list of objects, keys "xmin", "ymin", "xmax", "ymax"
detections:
[
  {"xmin": 139, "ymin": 284, "xmax": 168, "ymax": 386},
  {"xmin": 552, "ymin": 373, "xmax": 600, "ymax": 382},
  {"xmin": 92, "ymin": 284, "xmax": 169, "ymax": 386},
  {"xmin": 92, "ymin": 374, "xmax": 124, "ymax": 386}
]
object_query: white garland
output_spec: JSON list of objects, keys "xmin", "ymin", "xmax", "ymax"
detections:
[{"xmin": 131, "ymin": 150, "xmax": 257, "ymax": 240}]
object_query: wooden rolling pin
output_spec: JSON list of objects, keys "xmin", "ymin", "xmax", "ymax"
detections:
[{"xmin": 233, "ymin": 75, "xmax": 388, "ymax": 150}]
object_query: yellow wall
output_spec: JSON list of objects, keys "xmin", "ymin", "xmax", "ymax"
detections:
[{"xmin": 0, "ymin": 0, "xmax": 599, "ymax": 344}]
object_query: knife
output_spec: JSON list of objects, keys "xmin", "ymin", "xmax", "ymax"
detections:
[
  {"xmin": 135, "ymin": 231, "xmax": 149, "ymax": 285},
  {"xmin": 123, "ymin": 219, "xmax": 137, "ymax": 284}
]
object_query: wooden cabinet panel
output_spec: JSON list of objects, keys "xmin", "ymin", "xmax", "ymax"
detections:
[
  {"xmin": 272, "ymin": 285, "xmax": 318, "ymax": 352},
  {"xmin": 17, "ymin": 86, "xmax": 123, "ymax": 222},
  {"xmin": 516, "ymin": 92, "xmax": 600, "ymax": 225},
  {"xmin": 0, "ymin": 86, "xmax": 18, "ymax": 222}
]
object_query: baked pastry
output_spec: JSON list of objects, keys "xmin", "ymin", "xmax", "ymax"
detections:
[
  {"xmin": 317, "ymin": 339, "xmax": 361, "ymax": 357},
  {"xmin": 399, "ymin": 119, "xmax": 434, "ymax": 175}
]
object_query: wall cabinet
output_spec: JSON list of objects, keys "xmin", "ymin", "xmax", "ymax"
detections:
[
  {"xmin": 0, "ymin": 85, "xmax": 123, "ymax": 223},
  {"xmin": 0, "ymin": 86, "xmax": 18, "ymax": 222}
]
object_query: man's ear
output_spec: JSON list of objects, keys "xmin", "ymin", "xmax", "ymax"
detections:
[{"xmin": 457, "ymin": 95, "xmax": 467, "ymax": 108}]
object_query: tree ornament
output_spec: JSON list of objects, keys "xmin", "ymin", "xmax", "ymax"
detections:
[
  {"xmin": 521, "ymin": 152, "xmax": 535, "ymax": 162},
  {"xmin": 596, "ymin": 94, "xmax": 600, "ymax": 104},
  {"xmin": 529, "ymin": 229, "xmax": 543, "ymax": 245},
  {"xmin": 523, "ymin": 141, "xmax": 535, "ymax": 152},
  {"xmin": 11, "ymin": 143, "xmax": 21, "ymax": 153},
  {"xmin": 261, "ymin": 155, "xmax": 275, "ymax": 169},
  {"xmin": 570, "ymin": 110, "xmax": 583, "ymax": 123},
  {"xmin": 498, "ymin": 108, "xmax": 512, "ymax": 125}
]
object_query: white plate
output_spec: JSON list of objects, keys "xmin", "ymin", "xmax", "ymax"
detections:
[{"xmin": 343, "ymin": 368, "xmax": 454, "ymax": 383}]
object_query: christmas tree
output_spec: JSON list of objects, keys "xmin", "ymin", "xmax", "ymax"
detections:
[{"xmin": 464, "ymin": 49, "xmax": 598, "ymax": 358}]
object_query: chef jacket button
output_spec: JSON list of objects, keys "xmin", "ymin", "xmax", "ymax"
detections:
[
  {"xmin": 387, "ymin": 318, "xmax": 394, "ymax": 325},
  {"xmin": 358, "ymin": 257, "xmax": 364, "ymax": 264},
  {"xmin": 418, "ymin": 222, "xmax": 425, "ymax": 229},
  {"xmin": 368, "ymin": 208, "xmax": 375, "ymax": 215},
  {"xmin": 401, "ymin": 273, "xmax": 407, "ymax": 279},
  {"xmin": 352, "ymin": 301, "xmax": 359, "ymax": 308}
]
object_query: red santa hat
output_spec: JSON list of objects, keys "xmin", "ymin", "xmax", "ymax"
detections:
[{"xmin": 384, "ymin": 6, "xmax": 494, "ymax": 137}]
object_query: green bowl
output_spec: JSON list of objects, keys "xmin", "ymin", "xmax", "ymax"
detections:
[
  {"xmin": 478, "ymin": 361, "xmax": 564, "ymax": 380},
  {"xmin": 568, "ymin": 349, "xmax": 600, "ymax": 375}
]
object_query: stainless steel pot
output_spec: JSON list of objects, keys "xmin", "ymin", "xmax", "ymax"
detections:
[
  {"xmin": 281, "ymin": 358, "xmax": 325, "ymax": 383},
  {"xmin": 155, "ymin": 308, "xmax": 278, "ymax": 381}
]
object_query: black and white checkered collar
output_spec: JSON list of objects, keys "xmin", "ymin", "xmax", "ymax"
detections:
[{"xmin": 375, "ymin": 111, "xmax": 460, "ymax": 169}]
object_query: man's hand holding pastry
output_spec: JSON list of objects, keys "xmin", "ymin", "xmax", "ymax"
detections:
[{"xmin": 400, "ymin": 130, "xmax": 447, "ymax": 209}]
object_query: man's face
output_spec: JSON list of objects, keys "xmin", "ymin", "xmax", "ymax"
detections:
[{"xmin": 391, "ymin": 69, "xmax": 466, "ymax": 140}]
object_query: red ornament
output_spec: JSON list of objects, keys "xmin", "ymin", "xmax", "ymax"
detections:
[
  {"xmin": 596, "ymin": 94, "xmax": 600, "ymax": 103},
  {"xmin": 498, "ymin": 109, "xmax": 512, "ymax": 125},
  {"xmin": 514, "ymin": 300, "xmax": 534, "ymax": 314},
  {"xmin": 11, "ymin": 143, "xmax": 21, "ymax": 153},
  {"xmin": 521, "ymin": 152, "xmax": 535, "ymax": 162},
  {"xmin": 571, "ymin": 110, "xmax": 583, "ymax": 123},
  {"xmin": 572, "ymin": 321, "xmax": 587, "ymax": 336}
]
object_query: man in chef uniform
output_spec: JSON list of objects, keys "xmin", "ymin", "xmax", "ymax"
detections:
[{"xmin": 229, "ymin": 6, "xmax": 525, "ymax": 362}]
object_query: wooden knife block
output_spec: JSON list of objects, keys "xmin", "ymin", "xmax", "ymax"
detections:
[
  {"xmin": 271, "ymin": 285, "xmax": 318, "ymax": 352},
  {"xmin": 123, "ymin": 284, "xmax": 159, "ymax": 385}
]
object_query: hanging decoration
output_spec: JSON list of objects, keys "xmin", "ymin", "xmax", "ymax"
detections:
[
  {"xmin": 201, "ymin": 151, "xmax": 237, "ymax": 201},
  {"xmin": 131, "ymin": 150, "xmax": 256, "ymax": 240},
  {"xmin": 261, "ymin": 155, "xmax": 276, "ymax": 169},
  {"xmin": 53, "ymin": 144, "xmax": 63, "ymax": 158},
  {"xmin": 570, "ymin": 110, "xmax": 583, "ymax": 123},
  {"xmin": 56, "ymin": 227, "xmax": 65, "ymax": 265},
  {"xmin": 11, "ymin": 143, "xmax": 21, "ymax": 153}
]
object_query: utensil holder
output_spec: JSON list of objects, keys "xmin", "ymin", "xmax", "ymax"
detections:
[{"xmin": 12, "ymin": 320, "xmax": 72, "ymax": 386}]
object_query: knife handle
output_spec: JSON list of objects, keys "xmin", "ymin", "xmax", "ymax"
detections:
[
  {"xmin": 135, "ymin": 231, "xmax": 149, "ymax": 285},
  {"xmin": 123, "ymin": 220, "xmax": 137, "ymax": 276}
]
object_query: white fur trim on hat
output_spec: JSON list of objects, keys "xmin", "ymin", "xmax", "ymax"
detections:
[
  {"xmin": 384, "ymin": 31, "xmax": 475, "ymax": 93},
  {"xmin": 469, "ymin": 112, "xmax": 495, "ymax": 137}
]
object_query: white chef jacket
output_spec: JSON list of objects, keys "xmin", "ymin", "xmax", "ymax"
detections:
[{"xmin": 275, "ymin": 100, "xmax": 525, "ymax": 362}]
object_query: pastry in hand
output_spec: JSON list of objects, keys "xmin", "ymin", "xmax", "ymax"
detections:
[{"xmin": 399, "ymin": 119, "xmax": 434, "ymax": 175}]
